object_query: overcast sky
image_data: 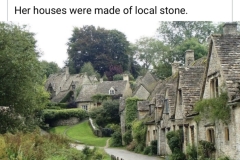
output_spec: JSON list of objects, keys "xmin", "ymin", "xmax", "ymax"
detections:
[
  {"xmin": 19, "ymin": 19, "xmax": 159, "ymax": 68},
  {"xmin": 1, "ymin": 0, "xmax": 237, "ymax": 68}
]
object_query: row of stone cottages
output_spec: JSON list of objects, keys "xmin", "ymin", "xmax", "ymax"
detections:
[{"xmin": 45, "ymin": 22, "xmax": 240, "ymax": 159}]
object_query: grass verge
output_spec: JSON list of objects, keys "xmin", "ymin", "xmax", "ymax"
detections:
[{"xmin": 66, "ymin": 120, "xmax": 108, "ymax": 147}]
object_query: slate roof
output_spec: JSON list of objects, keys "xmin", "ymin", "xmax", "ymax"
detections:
[
  {"xmin": 178, "ymin": 65, "xmax": 205, "ymax": 116},
  {"xmin": 210, "ymin": 34, "xmax": 240, "ymax": 100},
  {"xmin": 135, "ymin": 71, "xmax": 158, "ymax": 93},
  {"xmin": 45, "ymin": 70, "xmax": 92, "ymax": 103},
  {"xmin": 76, "ymin": 84, "xmax": 98, "ymax": 102},
  {"xmin": 75, "ymin": 80, "xmax": 128, "ymax": 102},
  {"xmin": 96, "ymin": 81, "xmax": 127, "ymax": 95},
  {"xmin": 148, "ymin": 73, "xmax": 178, "ymax": 116}
]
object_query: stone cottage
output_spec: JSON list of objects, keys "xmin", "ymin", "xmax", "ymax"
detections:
[
  {"xmin": 76, "ymin": 74, "xmax": 132, "ymax": 111},
  {"xmin": 197, "ymin": 22, "xmax": 240, "ymax": 159},
  {"xmin": 46, "ymin": 69, "xmax": 132, "ymax": 111},
  {"xmin": 45, "ymin": 67, "xmax": 94, "ymax": 103}
]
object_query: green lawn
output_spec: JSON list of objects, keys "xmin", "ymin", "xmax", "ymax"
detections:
[
  {"xmin": 49, "ymin": 126, "xmax": 70, "ymax": 134},
  {"xmin": 66, "ymin": 121, "xmax": 108, "ymax": 147}
]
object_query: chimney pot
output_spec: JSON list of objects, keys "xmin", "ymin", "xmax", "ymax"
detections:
[
  {"xmin": 185, "ymin": 50, "xmax": 194, "ymax": 66},
  {"xmin": 223, "ymin": 22, "xmax": 237, "ymax": 35}
]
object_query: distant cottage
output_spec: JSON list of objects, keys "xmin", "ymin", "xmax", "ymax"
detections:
[{"xmin": 45, "ymin": 68, "xmax": 132, "ymax": 111}]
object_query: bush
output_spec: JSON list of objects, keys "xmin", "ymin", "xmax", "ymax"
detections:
[
  {"xmin": 198, "ymin": 140, "xmax": 215, "ymax": 159},
  {"xmin": 123, "ymin": 130, "xmax": 133, "ymax": 145},
  {"xmin": 110, "ymin": 131, "xmax": 122, "ymax": 147},
  {"xmin": 186, "ymin": 144, "xmax": 197, "ymax": 160},
  {"xmin": 113, "ymin": 74, "xmax": 123, "ymax": 80},
  {"xmin": 166, "ymin": 130, "xmax": 185, "ymax": 160},
  {"xmin": 42, "ymin": 108, "xmax": 88, "ymax": 124},
  {"xmin": 143, "ymin": 146, "xmax": 152, "ymax": 155},
  {"xmin": 150, "ymin": 140, "xmax": 158, "ymax": 155}
]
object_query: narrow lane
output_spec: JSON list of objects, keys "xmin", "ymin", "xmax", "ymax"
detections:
[{"xmin": 104, "ymin": 148, "xmax": 163, "ymax": 160}]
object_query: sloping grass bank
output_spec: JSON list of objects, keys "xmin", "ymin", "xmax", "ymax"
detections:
[{"xmin": 50, "ymin": 120, "xmax": 108, "ymax": 147}]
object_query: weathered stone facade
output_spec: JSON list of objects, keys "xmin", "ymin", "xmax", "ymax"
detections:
[{"xmin": 198, "ymin": 23, "xmax": 240, "ymax": 159}]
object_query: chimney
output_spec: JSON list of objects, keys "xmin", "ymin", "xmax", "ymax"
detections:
[
  {"xmin": 123, "ymin": 74, "xmax": 129, "ymax": 81},
  {"xmin": 223, "ymin": 22, "xmax": 237, "ymax": 35},
  {"xmin": 172, "ymin": 61, "xmax": 180, "ymax": 75},
  {"xmin": 185, "ymin": 50, "xmax": 194, "ymax": 66}
]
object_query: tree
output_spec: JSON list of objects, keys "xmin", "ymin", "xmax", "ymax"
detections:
[
  {"xmin": 89, "ymin": 100, "xmax": 120, "ymax": 127},
  {"xmin": 66, "ymin": 25, "xmax": 130, "ymax": 76},
  {"xmin": 40, "ymin": 60, "xmax": 60, "ymax": 78},
  {"xmin": 80, "ymin": 62, "xmax": 100, "ymax": 78},
  {"xmin": 0, "ymin": 22, "xmax": 49, "ymax": 133},
  {"xmin": 132, "ymin": 37, "xmax": 171, "ymax": 78},
  {"xmin": 133, "ymin": 37, "xmax": 170, "ymax": 69},
  {"xmin": 173, "ymin": 38, "xmax": 208, "ymax": 63},
  {"xmin": 157, "ymin": 21, "xmax": 217, "ymax": 46}
]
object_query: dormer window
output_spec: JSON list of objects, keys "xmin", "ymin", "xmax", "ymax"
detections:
[{"xmin": 109, "ymin": 87, "xmax": 115, "ymax": 95}]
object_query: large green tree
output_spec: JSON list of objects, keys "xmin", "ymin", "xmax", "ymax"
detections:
[
  {"xmin": 0, "ymin": 22, "xmax": 49, "ymax": 133},
  {"xmin": 40, "ymin": 60, "xmax": 60, "ymax": 78},
  {"xmin": 157, "ymin": 21, "xmax": 217, "ymax": 46},
  {"xmin": 66, "ymin": 25, "xmax": 130, "ymax": 76}
]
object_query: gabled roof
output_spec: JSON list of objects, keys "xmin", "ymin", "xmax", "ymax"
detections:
[
  {"xmin": 136, "ymin": 71, "xmax": 158, "ymax": 93},
  {"xmin": 132, "ymin": 84, "xmax": 150, "ymax": 100},
  {"xmin": 75, "ymin": 84, "xmax": 98, "ymax": 102},
  {"xmin": 203, "ymin": 34, "xmax": 240, "ymax": 100},
  {"xmin": 96, "ymin": 81, "xmax": 127, "ymax": 95}
]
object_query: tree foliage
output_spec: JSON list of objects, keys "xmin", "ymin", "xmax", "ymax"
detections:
[
  {"xmin": 89, "ymin": 100, "xmax": 120, "ymax": 127},
  {"xmin": 157, "ymin": 21, "xmax": 217, "ymax": 46},
  {"xmin": 66, "ymin": 25, "xmax": 130, "ymax": 76},
  {"xmin": 40, "ymin": 60, "xmax": 60, "ymax": 78},
  {"xmin": 0, "ymin": 22, "xmax": 49, "ymax": 133}
]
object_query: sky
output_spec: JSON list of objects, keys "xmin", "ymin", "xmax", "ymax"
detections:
[
  {"xmin": 0, "ymin": 0, "xmax": 238, "ymax": 68},
  {"xmin": 19, "ymin": 19, "xmax": 160, "ymax": 68}
]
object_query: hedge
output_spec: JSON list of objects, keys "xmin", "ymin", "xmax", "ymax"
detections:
[{"xmin": 42, "ymin": 109, "xmax": 88, "ymax": 122}]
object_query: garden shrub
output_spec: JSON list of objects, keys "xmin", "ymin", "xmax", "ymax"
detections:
[
  {"xmin": 143, "ymin": 146, "xmax": 152, "ymax": 155},
  {"xmin": 132, "ymin": 120, "xmax": 147, "ymax": 153},
  {"xmin": 198, "ymin": 140, "xmax": 215, "ymax": 159},
  {"xmin": 110, "ymin": 131, "xmax": 122, "ymax": 147},
  {"xmin": 150, "ymin": 140, "xmax": 158, "ymax": 155},
  {"xmin": 166, "ymin": 130, "xmax": 186, "ymax": 160},
  {"xmin": 186, "ymin": 144, "xmax": 197, "ymax": 160},
  {"xmin": 123, "ymin": 130, "xmax": 133, "ymax": 145}
]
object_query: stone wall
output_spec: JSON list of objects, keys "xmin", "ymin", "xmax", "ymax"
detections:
[{"xmin": 51, "ymin": 117, "xmax": 79, "ymax": 127}]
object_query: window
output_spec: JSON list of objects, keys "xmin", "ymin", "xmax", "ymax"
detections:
[
  {"xmin": 190, "ymin": 126, "xmax": 194, "ymax": 145},
  {"xmin": 163, "ymin": 99, "xmax": 169, "ymax": 114},
  {"xmin": 210, "ymin": 78, "xmax": 219, "ymax": 98},
  {"xmin": 207, "ymin": 128, "xmax": 215, "ymax": 144},
  {"xmin": 109, "ymin": 87, "xmax": 115, "ymax": 95},
  {"xmin": 178, "ymin": 89, "xmax": 182, "ymax": 105},
  {"xmin": 185, "ymin": 125, "xmax": 189, "ymax": 146},
  {"xmin": 225, "ymin": 127, "xmax": 230, "ymax": 142},
  {"xmin": 82, "ymin": 105, "xmax": 88, "ymax": 111}
]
